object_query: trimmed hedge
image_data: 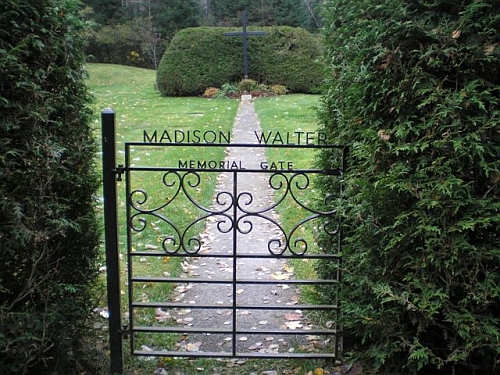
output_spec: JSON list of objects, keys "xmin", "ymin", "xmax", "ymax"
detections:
[
  {"xmin": 317, "ymin": 0, "xmax": 500, "ymax": 374},
  {"xmin": 156, "ymin": 26, "xmax": 323, "ymax": 96},
  {"xmin": 0, "ymin": 0, "xmax": 100, "ymax": 373}
]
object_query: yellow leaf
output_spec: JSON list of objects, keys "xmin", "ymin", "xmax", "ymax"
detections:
[
  {"xmin": 271, "ymin": 274, "xmax": 290, "ymax": 280},
  {"xmin": 282, "ymin": 264, "xmax": 294, "ymax": 273},
  {"xmin": 484, "ymin": 43, "xmax": 499, "ymax": 55},
  {"xmin": 314, "ymin": 368, "xmax": 324, "ymax": 375}
]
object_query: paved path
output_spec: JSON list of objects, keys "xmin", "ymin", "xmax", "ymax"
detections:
[{"xmin": 171, "ymin": 96, "xmax": 310, "ymax": 355}]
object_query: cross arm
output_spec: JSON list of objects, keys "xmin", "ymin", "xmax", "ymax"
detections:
[{"xmin": 224, "ymin": 31, "xmax": 266, "ymax": 37}]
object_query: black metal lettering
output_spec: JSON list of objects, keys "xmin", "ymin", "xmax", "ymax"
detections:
[
  {"xmin": 192, "ymin": 130, "xmax": 201, "ymax": 143},
  {"xmin": 219, "ymin": 131, "xmax": 230, "ymax": 144},
  {"xmin": 272, "ymin": 132, "xmax": 284, "ymax": 145},
  {"xmin": 159, "ymin": 130, "xmax": 172, "ymax": 142},
  {"xmin": 143, "ymin": 130, "xmax": 157, "ymax": 143},
  {"xmin": 254, "ymin": 131, "xmax": 272, "ymax": 144},
  {"xmin": 294, "ymin": 131, "xmax": 304, "ymax": 144},
  {"xmin": 204, "ymin": 131, "xmax": 217, "ymax": 143},
  {"xmin": 174, "ymin": 130, "xmax": 185, "ymax": 143},
  {"xmin": 318, "ymin": 132, "xmax": 327, "ymax": 145}
]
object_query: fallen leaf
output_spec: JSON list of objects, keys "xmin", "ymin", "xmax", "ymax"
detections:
[
  {"xmin": 452, "ymin": 29, "xmax": 461, "ymax": 39},
  {"xmin": 186, "ymin": 342, "xmax": 201, "ymax": 352},
  {"xmin": 285, "ymin": 321, "xmax": 303, "ymax": 330},
  {"xmin": 484, "ymin": 43, "xmax": 499, "ymax": 54},
  {"xmin": 306, "ymin": 335, "xmax": 320, "ymax": 341},
  {"xmin": 154, "ymin": 308, "xmax": 170, "ymax": 322},
  {"xmin": 271, "ymin": 273, "xmax": 290, "ymax": 280},
  {"xmin": 248, "ymin": 343, "xmax": 262, "ymax": 351},
  {"xmin": 284, "ymin": 313, "xmax": 302, "ymax": 321},
  {"xmin": 282, "ymin": 264, "xmax": 294, "ymax": 273}
]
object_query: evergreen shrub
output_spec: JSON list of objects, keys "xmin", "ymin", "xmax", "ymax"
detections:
[
  {"xmin": 317, "ymin": 0, "xmax": 500, "ymax": 374},
  {"xmin": 156, "ymin": 26, "xmax": 323, "ymax": 96},
  {"xmin": 238, "ymin": 78, "xmax": 258, "ymax": 92},
  {"xmin": 0, "ymin": 0, "xmax": 100, "ymax": 373}
]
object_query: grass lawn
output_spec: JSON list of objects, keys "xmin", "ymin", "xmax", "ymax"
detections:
[
  {"xmin": 255, "ymin": 95, "xmax": 337, "ymax": 305},
  {"xmin": 86, "ymin": 63, "xmax": 336, "ymax": 375}
]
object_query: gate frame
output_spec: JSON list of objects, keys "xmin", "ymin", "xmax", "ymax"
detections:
[
  {"xmin": 102, "ymin": 109, "xmax": 124, "ymax": 374},
  {"xmin": 102, "ymin": 109, "xmax": 347, "ymax": 374}
]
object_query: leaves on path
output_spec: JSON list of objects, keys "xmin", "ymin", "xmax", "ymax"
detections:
[
  {"xmin": 154, "ymin": 308, "xmax": 170, "ymax": 322},
  {"xmin": 185, "ymin": 342, "xmax": 201, "ymax": 352}
]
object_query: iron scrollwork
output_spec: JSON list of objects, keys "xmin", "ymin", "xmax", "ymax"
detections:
[
  {"xmin": 128, "ymin": 171, "xmax": 235, "ymax": 254},
  {"xmin": 128, "ymin": 169, "xmax": 340, "ymax": 256},
  {"xmin": 235, "ymin": 171, "xmax": 340, "ymax": 256}
]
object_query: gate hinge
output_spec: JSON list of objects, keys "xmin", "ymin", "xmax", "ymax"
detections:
[
  {"xmin": 114, "ymin": 165, "xmax": 125, "ymax": 181},
  {"xmin": 121, "ymin": 324, "xmax": 131, "ymax": 339}
]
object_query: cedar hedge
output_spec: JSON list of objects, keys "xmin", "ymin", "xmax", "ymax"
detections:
[
  {"xmin": 156, "ymin": 26, "xmax": 323, "ymax": 96},
  {"xmin": 0, "ymin": 0, "xmax": 100, "ymax": 373},
  {"xmin": 317, "ymin": 0, "xmax": 500, "ymax": 374}
]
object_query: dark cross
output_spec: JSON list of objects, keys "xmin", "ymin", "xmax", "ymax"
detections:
[{"xmin": 224, "ymin": 10, "xmax": 266, "ymax": 79}]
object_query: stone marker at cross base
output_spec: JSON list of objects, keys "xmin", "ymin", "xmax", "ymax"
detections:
[{"xmin": 224, "ymin": 10, "xmax": 266, "ymax": 79}]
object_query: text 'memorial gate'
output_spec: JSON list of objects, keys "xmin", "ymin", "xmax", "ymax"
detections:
[{"xmin": 102, "ymin": 109, "xmax": 347, "ymax": 373}]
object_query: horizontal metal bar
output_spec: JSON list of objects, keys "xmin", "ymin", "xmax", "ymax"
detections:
[
  {"xmin": 133, "ymin": 326, "xmax": 337, "ymax": 336},
  {"xmin": 126, "ymin": 142, "xmax": 346, "ymax": 149},
  {"xmin": 133, "ymin": 326, "xmax": 231, "ymax": 334},
  {"xmin": 133, "ymin": 350, "xmax": 336, "ymax": 359},
  {"xmin": 224, "ymin": 31, "xmax": 266, "ymax": 36},
  {"xmin": 131, "ymin": 277, "xmax": 339, "ymax": 285},
  {"xmin": 132, "ymin": 302, "xmax": 338, "ymax": 310},
  {"xmin": 122, "ymin": 166, "xmax": 343, "ymax": 175},
  {"xmin": 130, "ymin": 252, "xmax": 341, "ymax": 260}
]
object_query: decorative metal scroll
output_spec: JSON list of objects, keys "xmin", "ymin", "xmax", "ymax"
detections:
[{"xmin": 128, "ymin": 170, "xmax": 340, "ymax": 256}]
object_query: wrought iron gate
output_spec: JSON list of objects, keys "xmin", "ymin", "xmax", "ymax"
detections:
[{"xmin": 102, "ymin": 110, "xmax": 347, "ymax": 373}]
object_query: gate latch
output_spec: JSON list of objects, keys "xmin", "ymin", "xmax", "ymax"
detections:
[{"xmin": 114, "ymin": 165, "xmax": 125, "ymax": 181}]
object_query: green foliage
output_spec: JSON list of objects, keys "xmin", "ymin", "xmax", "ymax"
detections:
[
  {"xmin": 156, "ymin": 26, "xmax": 323, "ymax": 96},
  {"xmin": 238, "ymin": 78, "xmax": 259, "ymax": 92},
  {"xmin": 82, "ymin": 0, "xmax": 323, "ymax": 69},
  {"xmin": 85, "ymin": 16, "xmax": 165, "ymax": 69},
  {"xmin": 207, "ymin": 0, "xmax": 316, "ymax": 30},
  {"xmin": 0, "ymin": 0, "xmax": 100, "ymax": 373},
  {"xmin": 317, "ymin": 0, "xmax": 500, "ymax": 374},
  {"xmin": 148, "ymin": 0, "xmax": 201, "ymax": 42},
  {"xmin": 83, "ymin": 1, "xmax": 200, "ymax": 69},
  {"xmin": 219, "ymin": 82, "xmax": 240, "ymax": 97},
  {"xmin": 270, "ymin": 84, "xmax": 288, "ymax": 95}
]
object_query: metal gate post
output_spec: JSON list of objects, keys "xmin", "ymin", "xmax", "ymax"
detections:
[{"xmin": 101, "ymin": 108, "xmax": 124, "ymax": 374}]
